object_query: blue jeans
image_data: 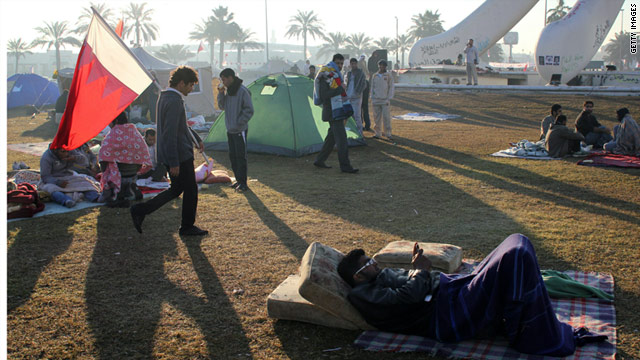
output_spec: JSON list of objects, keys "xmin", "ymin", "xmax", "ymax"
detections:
[
  {"xmin": 51, "ymin": 190, "xmax": 99, "ymax": 205},
  {"xmin": 584, "ymin": 126, "xmax": 613, "ymax": 149}
]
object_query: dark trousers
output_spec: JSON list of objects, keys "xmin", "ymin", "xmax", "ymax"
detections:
[
  {"xmin": 228, "ymin": 130, "xmax": 248, "ymax": 185},
  {"xmin": 133, "ymin": 158, "xmax": 197, "ymax": 229},
  {"xmin": 361, "ymin": 80, "xmax": 371, "ymax": 129},
  {"xmin": 139, "ymin": 164, "xmax": 167, "ymax": 182},
  {"xmin": 316, "ymin": 120, "xmax": 352, "ymax": 171}
]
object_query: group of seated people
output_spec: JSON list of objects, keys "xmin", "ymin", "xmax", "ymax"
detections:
[
  {"xmin": 540, "ymin": 101, "xmax": 640, "ymax": 157},
  {"xmin": 39, "ymin": 112, "xmax": 166, "ymax": 208}
]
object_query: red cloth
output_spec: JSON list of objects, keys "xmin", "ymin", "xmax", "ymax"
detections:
[
  {"xmin": 7, "ymin": 183, "xmax": 45, "ymax": 219},
  {"xmin": 51, "ymin": 11, "xmax": 152, "ymax": 150},
  {"xmin": 99, "ymin": 124, "xmax": 152, "ymax": 193},
  {"xmin": 577, "ymin": 152, "xmax": 640, "ymax": 168}
]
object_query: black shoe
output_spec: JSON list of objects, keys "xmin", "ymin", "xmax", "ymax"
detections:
[
  {"xmin": 130, "ymin": 206, "xmax": 145, "ymax": 234},
  {"xmin": 229, "ymin": 182, "xmax": 239, "ymax": 189},
  {"xmin": 179, "ymin": 226, "xmax": 209, "ymax": 236},
  {"xmin": 313, "ymin": 161, "xmax": 332, "ymax": 169},
  {"xmin": 235, "ymin": 184, "xmax": 250, "ymax": 192},
  {"xmin": 342, "ymin": 168, "xmax": 359, "ymax": 173}
]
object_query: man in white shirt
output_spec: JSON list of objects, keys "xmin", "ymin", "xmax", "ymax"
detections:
[{"xmin": 463, "ymin": 39, "xmax": 479, "ymax": 85}]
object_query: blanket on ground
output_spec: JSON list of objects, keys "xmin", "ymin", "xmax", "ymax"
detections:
[
  {"xmin": 392, "ymin": 112, "xmax": 460, "ymax": 122},
  {"xmin": 577, "ymin": 152, "xmax": 640, "ymax": 168},
  {"xmin": 354, "ymin": 270, "xmax": 615, "ymax": 360},
  {"xmin": 38, "ymin": 173, "xmax": 101, "ymax": 198},
  {"xmin": 491, "ymin": 139, "xmax": 552, "ymax": 159},
  {"xmin": 98, "ymin": 123, "xmax": 152, "ymax": 194}
]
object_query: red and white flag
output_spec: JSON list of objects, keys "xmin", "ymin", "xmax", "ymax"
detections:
[
  {"xmin": 52, "ymin": 9, "xmax": 152, "ymax": 150},
  {"xmin": 197, "ymin": 41, "xmax": 204, "ymax": 53}
]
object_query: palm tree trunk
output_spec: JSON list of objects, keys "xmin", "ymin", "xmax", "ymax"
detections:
[
  {"xmin": 219, "ymin": 42, "xmax": 225, "ymax": 67},
  {"xmin": 237, "ymin": 47, "xmax": 242, "ymax": 72},
  {"xmin": 209, "ymin": 40, "xmax": 215, "ymax": 67},
  {"xmin": 15, "ymin": 54, "xmax": 19, "ymax": 74},
  {"xmin": 55, "ymin": 45, "xmax": 61, "ymax": 72},
  {"xmin": 303, "ymin": 31, "xmax": 307, "ymax": 61}
]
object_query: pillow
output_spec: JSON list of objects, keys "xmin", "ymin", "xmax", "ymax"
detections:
[
  {"xmin": 373, "ymin": 241, "xmax": 463, "ymax": 273},
  {"xmin": 297, "ymin": 242, "xmax": 376, "ymax": 330},
  {"xmin": 267, "ymin": 275, "xmax": 359, "ymax": 330},
  {"xmin": 204, "ymin": 170, "xmax": 231, "ymax": 184}
]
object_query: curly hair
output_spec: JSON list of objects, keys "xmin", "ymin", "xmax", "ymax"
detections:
[{"xmin": 169, "ymin": 66, "xmax": 199, "ymax": 87}]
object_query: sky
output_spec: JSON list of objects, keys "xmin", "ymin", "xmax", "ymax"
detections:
[{"xmin": 0, "ymin": 0, "xmax": 634, "ymax": 58}]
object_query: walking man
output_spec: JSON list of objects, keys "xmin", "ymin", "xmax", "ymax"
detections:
[
  {"xmin": 130, "ymin": 66, "xmax": 208, "ymax": 236},
  {"xmin": 218, "ymin": 68, "xmax": 254, "ymax": 192},
  {"xmin": 370, "ymin": 60, "xmax": 395, "ymax": 141},
  {"xmin": 464, "ymin": 39, "xmax": 479, "ymax": 85},
  {"xmin": 314, "ymin": 54, "xmax": 359, "ymax": 173}
]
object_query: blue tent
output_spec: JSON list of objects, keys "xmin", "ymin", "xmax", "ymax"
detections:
[{"xmin": 7, "ymin": 73, "xmax": 60, "ymax": 109}]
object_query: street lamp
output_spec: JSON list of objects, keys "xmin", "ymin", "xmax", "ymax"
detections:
[
  {"xmin": 395, "ymin": 16, "xmax": 399, "ymax": 68},
  {"xmin": 265, "ymin": 0, "xmax": 269, "ymax": 63}
]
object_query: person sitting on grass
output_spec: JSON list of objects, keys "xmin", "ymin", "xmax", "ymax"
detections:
[
  {"xmin": 575, "ymin": 101, "xmax": 612, "ymax": 149},
  {"xmin": 138, "ymin": 128, "xmax": 168, "ymax": 182},
  {"xmin": 603, "ymin": 108, "xmax": 640, "ymax": 156},
  {"xmin": 545, "ymin": 115, "xmax": 585, "ymax": 158},
  {"xmin": 540, "ymin": 104, "xmax": 562, "ymax": 140},
  {"xmin": 338, "ymin": 233, "xmax": 607, "ymax": 357},
  {"xmin": 39, "ymin": 145, "xmax": 101, "ymax": 208},
  {"xmin": 98, "ymin": 112, "xmax": 152, "ymax": 205}
]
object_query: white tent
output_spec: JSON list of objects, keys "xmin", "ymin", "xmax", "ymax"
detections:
[{"xmin": 131, "ymin": 47, "xmax": 216, "ymax": 116}]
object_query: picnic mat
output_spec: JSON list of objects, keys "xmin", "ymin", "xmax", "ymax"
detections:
[
  {"xmin": 577, "ymin": 153, "xmax": 640, "ymax": 168},
  {"xmin": 354, "ymin": 270, "xmax": 615, "ymax": 360},
  {"xmin": 7, "ymin": 142, "xmax": 50, "ymax": 157},
  {"xmin": 392, "ymin": 112, "xmax": 460, "ymax": 122},
  {"xmin": 491, "ymin": 151, "xmax": 558, "ymax": 160}
]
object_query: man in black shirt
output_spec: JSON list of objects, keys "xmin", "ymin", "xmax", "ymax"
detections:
[{"xmin": 575, "ymin": 100, "xmax": 612, "ymax": 149}]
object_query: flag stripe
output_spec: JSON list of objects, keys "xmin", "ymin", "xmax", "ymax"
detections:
[{"xmin": 86, "ymin": 14, "xmax": 150, "ymax": 94}]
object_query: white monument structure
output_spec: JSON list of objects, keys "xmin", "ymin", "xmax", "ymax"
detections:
[{"xmin": 408, "ymin": 0, "xmax": 626, "ymax": 85}]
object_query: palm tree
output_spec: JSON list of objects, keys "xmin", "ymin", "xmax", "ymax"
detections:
[
  {"xmin": 409, "ymin": 10, "xmax": 445, "ymax": 41},
  {"xmin": 480, "ymin": 44, "xmax": 505, "ymax": 63},
  {"xmin": 231, "ymin": 27, "xmax": 264, "ymax": 71},
  {"xmin": 32, "ymin": 21, "xmax": 82, "ymax": 72},
  {"xmin": 122, "ymin": 2, "xmax": 158, "ymax": 46},
  {"xmin": 396, "ymin": 34, "xmax": 413, "ymax": 68},
  {"xmin": 74, "ymin": 2, "xmax": 115, "ymax": 35},
  {"xmin": 546, "ymin": 0, "xmax": 571, "ymax": 24},
  {"xmin": 155, "ymin": 44, "xmax": 194, "ymax": 64},
  {"xmin": 285, "ymin": 10, "xmax": 324, "ymax": 61},
  {"xmin": 190, "ymin": 19, "xmax": 217, "ymax": 66},
  {"xmin": 317, "ymin": 32, "xmax": 346, "ymax": 60},
  {"xmin": 8, "ymin": 38, "xmax": 33, "ymax": 75},
  {"xmin": 209, "ymin": 6, "xmax": 240, "ymax": 67},
  {"xmin": 603, "ymin": 32, "xmax": 638, "ymax": 70},
  {"xmin": 345, "ymin": 33, "xmax": 373, "ymax": 58},
  {"xmin": 374, "ymin": 36, "xmax": 396, "ymax": 62}
]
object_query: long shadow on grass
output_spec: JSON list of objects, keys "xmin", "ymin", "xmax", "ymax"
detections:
[
  {"xmin": 86, "ymin": 207, "xmax": 251, "ymax": 358},
  {"xmin": 7, "ymin": 216, "xmax": 76, "ymax": 312},
  {"xmin": 393, "ymin": 93, "xmax": 537, "ymax": 130},
  {"xmin": 20, "ymin": 119, "xmax": 59, "ymax": 140},
  {"xmin": 244, "ymin": 191, "xmax": 308, "ymax": 260},
  {"xmin": 393, "ymin": 137, "xmax": 640, "ymax": 224}
]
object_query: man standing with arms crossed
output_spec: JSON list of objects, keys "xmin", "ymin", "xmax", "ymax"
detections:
[
  {"xmin": 130, "ymin": 66, "xmax": 208, "ymax": 236},
  {"xmin": 370, "ymin": 60, "xmax": 395, "ymax": 142},
  {"xmin": 218, "ymin": 68, "xmax": 254, "ymax": 192},
  {"xmin": 464, "ymin": 39, "xmax": 479, "ymax": 86}
]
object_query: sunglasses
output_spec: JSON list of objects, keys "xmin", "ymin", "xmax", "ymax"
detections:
[{"xmin": 355, "ymin": 258, "xmax": 376, "ymax": 276}]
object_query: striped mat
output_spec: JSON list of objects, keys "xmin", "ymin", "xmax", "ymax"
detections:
[{"xmin": 354, "ymin": 270, "xmax": 615, "ymax": 360}]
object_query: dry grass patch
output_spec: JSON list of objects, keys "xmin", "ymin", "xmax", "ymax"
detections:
[{"xmin": 7, "ymin": 91, "xmax": 640, "ymax": 359}]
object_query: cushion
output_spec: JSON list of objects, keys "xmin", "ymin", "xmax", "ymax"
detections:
[
  {"xmin": 373, "ymin": 241, "xmax": 463, "ymax": 273},
  {"xmin": 297, "ymin": 242, "xmax": 376, "ymax": 330},
  {"xmin": 267, "ymin": 275, "xmax": 359, "ymax": 330},
  {"xmin": 204, "ymin": 170, "xmax": 231, "ymax": 184}
]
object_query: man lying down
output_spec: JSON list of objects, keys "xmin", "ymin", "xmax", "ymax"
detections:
[{"xmin": 337, "ymin": 233, "xmax": 606, "ymax": 357}]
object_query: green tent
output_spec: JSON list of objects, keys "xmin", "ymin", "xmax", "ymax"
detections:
[{"xmin": 204, "ymin": 73, "xmax": 366, "ymax": 157}]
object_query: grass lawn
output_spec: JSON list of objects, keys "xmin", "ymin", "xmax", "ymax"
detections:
[{"xmin": 6, "ymin": 91, "xmax": 640, "ymax": 359}]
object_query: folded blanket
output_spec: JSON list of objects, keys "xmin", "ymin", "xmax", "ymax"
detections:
[
  {"xmin": 38, "ymin": 173, "xmax": 101, "ymax": 196},
  {"xmin": 314, "ymin": 61, "xmax": 353, "ymax": 121}
]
